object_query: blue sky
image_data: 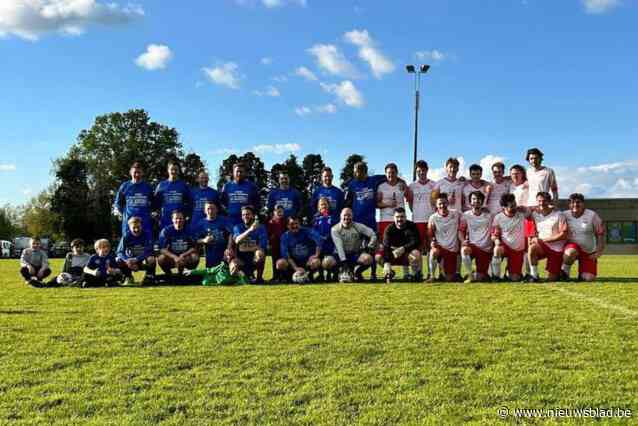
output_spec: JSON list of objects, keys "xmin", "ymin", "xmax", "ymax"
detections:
[{"xmin": 1, "ymin": 0, "xmax": 637, "ymax": 205}]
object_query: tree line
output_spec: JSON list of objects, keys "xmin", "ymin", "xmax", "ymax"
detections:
[{"xmin": 1, "ymin": 109, "xmax": 367, "ymax": 242}]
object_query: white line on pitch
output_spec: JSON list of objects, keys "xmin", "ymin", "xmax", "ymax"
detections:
[{"xmin": 548, "ymin": 286, "xmax": 638, "ymax": 318}]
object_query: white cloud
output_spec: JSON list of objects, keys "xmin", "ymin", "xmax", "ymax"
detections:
[
  {"xmin": 415, "ymin": 49, "xmax": 446, "ymax": 62},
  {"xmin": 295, "ymin": 66, "xmax": 318, "ymax": 81},
  {"xmin": 295, "ymin": 106, "xmax": 312, "ymax": 116},
  {"xmin": 135, "ymin": 44, "xmax": 172, "ymax": 70},
  {"xmin": 253, "ymin": 85, "xmax": 281, "ymax": 97},
  {"xmin": 211, "ymin": 148, "xmax": 239, "ymax": 156},
  {"xmin": 0, "ymin": 0, "xmax": 144, "ymax": 41},
  {"xmin": 344, "ymin": 29, "xmax": 395, "ymax": 79},
  {"xmin": 261, "ymin": 57, "xmax": 273, "ymax": 65},
  {"xmin": 307, "ymin": 44, "xmax": 359, "ymax": 78},
  {"xmin": 295, "ymin": 104, "xmax": 337, "ymax": 116},
  {"xmin": 272, "ymin": 75, "xmax": 288, "ymax": 82},
  {"xmin": 253, "ymin": 143, "xmax": 301, "ymax": 154},
  {"xmin": 316, "ymin": 103, "xmax": 337, "ymax": 114},
  {"xmin": 235, "ymin": 0, "xmax": 306, "ymax": 7},
  {"xmin": 320, "ymin": 80, "xmax": 364, "ymax": 108},
  {"xmin": 582, "ymin": 0, "xmax": 620, "ymax": 14},
  {"xmin": 558, "ymin": 160, "xmax": 638, "ymax": 197},
  {"xmin": 0, "ymin": 164, "xmax": 17, "ymax": 172},
  {"xmin": 202, "ymin": 62, "xmax": 242, "ymax": 89}
]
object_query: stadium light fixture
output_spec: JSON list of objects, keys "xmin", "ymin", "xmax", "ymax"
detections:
[{"xmin": 406, "ymin": 64, "xmax": 431, "ymax": 180}]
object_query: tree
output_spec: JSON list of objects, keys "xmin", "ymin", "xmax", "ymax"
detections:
[
  {"xmin": 181, "ymin": 152, "xmax": 206, "ymax": 187},
  {"xmin": 302, "ymin": 154, "xmax": 325, "ymax": 194},
  {"xmin": 269, "ymin": 155, "xmax": 304, "ymax": 191},
  {"xmin": 22, "ymin": 189, "xmax": 62, "ymax": 239},
  {"xmin": 217, "ymin": 152, "xmax": 268, "ymax": 190},
  {"xmin": 339, "ymin": 154, "xmax": 365, "ymax": 189},
  {"xmin": 0, "ymin": 206, "xmax": 20, "ymax": 240},
  {"xmin": 50, "ymin": 158, "xmax": 93, "ymax": 241}
]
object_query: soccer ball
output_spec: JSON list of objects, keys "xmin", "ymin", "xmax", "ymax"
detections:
[
  {"xmin": 339, "ymin": 270, "xmax": 353, "ymax": 283},
  {"xmin": 57, "ymin": 272, "xmax": 73, "ymax": 285},
  {"xmin": 292, "ymin": 270, "xmax": 310, "ymax": 284}
]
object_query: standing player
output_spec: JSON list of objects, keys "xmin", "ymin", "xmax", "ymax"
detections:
[
  {"xmin": 491, "ymin": 193, "xmax": 530, "ymax": 282},
  {"xmin": 193, "ymin": 201, "xmax": 233, "ymax": 269},
  {"xmin": 487, "ymin": 162, "xmax": 511, "ymax": 215},
  {"xmin": 427, "ymin": 193, "xmax": 462, "ymax": 282},
  {"xmin": 310, "ymin": 167, "xmax": 344, "ymax": 224},
  {"xmin": 157, "ymin": 210, "xmax": 200, "ymax": 276},
  {"xmin": 276, "ymin": 216, "xmax": 322, "ymax": 282},
  {"xmin": 526, "ymin": 148, "xmax": 558, "ymax": 207},
  {"xmin": 461, "ymin": 164, "xmax": 490, "ymax": 211},
  {"xmin": 509, "ymin": 164, "xmax": 528, "ymax": 208},
  {"xmin": 377, "ymin": 163, "xmax": 408, "ymax": 246},
  {"xmin": 190, "ymin": 170, "xmax": 220, "ymax": 226},
  {"xmin": 528, "ymin": 192, "xmax": 568, "ymax": 282},
  {"xmin": 313, "ymin": 197, "xmax": 339, "ymax": 281},
  {"xmin": 221, "ymin": 163, "xmax": 261, "ymax": 226},
  {"xmin": 113, "ymin": 162, "xmax": 154, "ymax": 238},
  {"xmin": 407, "ymin": 160, "xmax": 436, "ymax": 277},
  {"xmin": 561, "ymin": 193, "xmax": 605, "ymax": 282},
  {"xmin": 267, "ymin": 172, "xmax": 303, "ymax": 218},
  {"xmin": 331, "ymin": 208, "xmax": 378, "ymax": 282},
  {"xmin": 459, "ymin": 191, "xmax": 493, "ymax": 282},
  {"xmin": 155, "ymin": 161, "xmax": 193, "ymax": 230},
  {"xmin": 433, "ymin": 158, "xmax": 464, "ymax": 212},
  {"xmin": 381, "ymin": 207, "xmax": 422, "ymax": 283},
  {"xmin": 233, "ymin": 206, "xmax": 268, "ymax": 284}
]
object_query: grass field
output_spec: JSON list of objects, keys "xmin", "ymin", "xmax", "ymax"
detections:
[{"xmin": 1, "ymin": 256, "xmax": 638, "ymax": 424}]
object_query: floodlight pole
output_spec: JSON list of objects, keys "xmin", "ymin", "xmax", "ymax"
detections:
[{"xmin": 406, "ymin": 65, "xmax": 430, "ymax": 181}]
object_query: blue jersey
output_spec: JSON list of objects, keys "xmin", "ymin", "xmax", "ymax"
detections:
[
  {"xmin": 113, "ymin": 180, "xmax": 154, "ymax": 235},
  {"xmin": 347, "ymin": 176, "xmax": 385, "ymax": 228},
  {"xmin": 280, "ymin": 227, "xmax": 321, "ymax": 263},
  {"xmin": 221, "ymin": 180, "xmax": 261, "ymax": 225},
  {"xmin": 155, "ymin": 179, "xmax": 192, "ymax": 229},
  {"xmin": 191, "ymin": 186, "xmax": 220, "ymax": 225},
  {"xmin": 312, "ymin": 212, "xmax": 336, "ymax": 255},
  {"xmin": 311, "ymin": 185, "xmax": 344, "ymax": 222},
  {"xmin": 158, "ymin": 225, "xmax": 196, "ymax": 255},
  {"xmin": 116, "ymin": 232, "xmax": 153, "ymax": 262},
  {"xmin": 267, "ymin": 188, "xmax": 303, "ymax": 218},
  {"xmin": 233, "ymin": 222, "xmax": 268, "ymax": 254},
  {"xmin": 86, "ymin": 253, "xmax": 117, "ymax": 276},
  {"xmin": 193, "ymin": 216, "xmax": 233, "ymax": 267}
]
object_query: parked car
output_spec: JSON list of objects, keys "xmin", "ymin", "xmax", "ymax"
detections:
[
  {"xmin": 12, "ymin": 236, "xmax": 31, "ymax": 258},
  {"xmin": 1, "ymin": 240, "xmax": 12, "ymax": 258},
  {"xmin": 51, "ymin": 241, "xmax": 70, "ymax": 258}
]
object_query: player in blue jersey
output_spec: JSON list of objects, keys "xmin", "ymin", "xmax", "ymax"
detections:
[
  {"xmin": 233, "ymin": 206, "xmax": 267, "ymax": 283},
  {"xmin": 190, "ymin": 169, "xmax": 221, "ymax": 226},
  {"xmin": 113, "ymin": 162, "xmax": 154, "ymax": 238},
  {"xmin": 267, "ymin": 172, "xmax": 303, "ymax": 218},
  {"xmin": 276, "ymin": 216, "xmax": 322, "ymax": 283},
  {"xmin": 193, "ymin": 201, "xmax": 234, "ymax": 268},
  {"xmin": 154, "ymin": 161, "xmax": 193, "ymax": 230},
  {"xmin": 157, "ymin": 210, "xmax": 199, "ymax": 276},
  {"xmin": 221, "ymin": 162, "xmax": 261, "ymax": 226},
  {"xmin": 310, "ymin": 167, "xmax": 344, "ymax": 223},
  {"xmin": 312, "ymin": 197, "xmax": 339, "ymax": 281},
  {"xmin": 115, "ymin": 216, "xmax": 156, "ymax": 286}
]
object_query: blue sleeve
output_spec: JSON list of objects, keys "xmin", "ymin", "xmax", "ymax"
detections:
[
  {"xmin": 280, "ymin": 232, "xmax": 289, "ymax": 259},
  {"xmin": 153, "ymin": 182, "xmax": 163, "ymax": 211},
  {"xmin": 336, "ymin": 188, "xmax": 345, "ymax": 213},
  {"xmin": 308, "ymin": 228, "xmax": 322, "ymax": 247},
  {"xmin": 258, "ymin": 227, "xmax": 268, "ymax": 250},
  {"xmin": 114, "ymin": 182, "xmax": 126, "ymax": 215},
  {"xmin": 116, "ymin": 236, "xmax": 126, "ymax": 260},
  {"xmin": 87, "ymin": 255, "xmax": 97, "ymax": 269},
  {"xmin": 267, "ymin": 191, "xmax": 275, "ymax": 212},
  {"xmin": 233, "ymin": 224, "xmax": 242, "ymax": 238},
  {"xmin": 294, "ymin": 190, "xmax": 302, "ymax": 215},
  {"xmin": 108, "ymin": 254, "xmax": 118, "ymax": 268},
  {"xmin": 310, "ymin": 188, "xmax": 319, "ymax": 214},
  {"xmin": 251, "ymin": 183, "xmax": 261, "ymax": 210},
  {"xmin": 158, "ymin": 228, "xmax": 169, "ymax": 249},
  {"xmin": 184, "ymin": 184, "xmax": 193, "ymax": 218},
  {"xmin": 220, "ymin": 184, "xmax": 229, "ymax": 209},
  {"xmin": 371, "ymin": 175, "xmax": 386, "ymax": 190},
  {"xmin": 140, "ymin": 238, "xmax": 152, "ymax": 262}
]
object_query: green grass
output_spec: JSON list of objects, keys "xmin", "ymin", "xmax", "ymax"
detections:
[{"xmin": 1, "ymin": 256, "xmax": 637, "ymax": 424}]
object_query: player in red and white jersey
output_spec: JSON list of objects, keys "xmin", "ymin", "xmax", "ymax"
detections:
[
  {"xmin": 509, "ymin": 164, "xmax": 528, "ymax": 207},
  {"xmin": 376, "ymin": 163, "xmax": 407, "ymax": 240},
  {"xmin": 561, "ymin": 193, "xmax": 605, "ymax": 281},
  {"xmin": 433, "ymin": 157, "xmax": 464, "ymax": 212},
  {"xmin": 427, "ymin": 193, "xmax": 461, "ymax": 282},
  {"xmin": 408, "ymin": 160, "xmax": 436, "ymax": 251},
  {"xmin": 487, "ymin": 162, "xmax": 511, "ymax": 214},
  {"xmin": 528, "ymin": 192, "xmax": 568, "ymax": 282},
  {"xmin": 491, "ymin": 193, "xmax": 531, "ymax": 282},
  {"xmin": 525, "ymin": 148, "xmax": 558, "ymax": 207},
  {"xmin": 459, "ymin": 191, "xmax": 493, "ymax": 282},
  {"xmin": 461, "ymin": 164, "xmax": 490, "ymax": 212}
]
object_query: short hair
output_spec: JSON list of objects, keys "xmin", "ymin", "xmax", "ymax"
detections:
[
  {"xmin": 445, "ymin": 157, "xmax": 460, "ymax": 168},
  {"xmin": 384, "ymin": 163, "xmax": 398, "ymax": 172},
  {"xmin": 317, "ymin": 196, "xmax": 330, "ymax": 208},
  {"xmin": 321, "ymin": 167, "xmax": 333, "ymax": 174},
  {"xmin": 569, "ymin": 193, "xmax": 585, "ymax": 202},
  {"xmin": 130, "ymin": 161, "xmax": 143, "ymax": 169},
  {"xmin": 469, "ymin": 190, "xmax": 485, "ymax": 203},
  {"xmin": 415, "ymin": 160, "xmax": 429, "ymax": 170},
  {"xmin": 30, "ymin": 236, "xmax": 41, "ymax": 243},
  {"xmin": 536, "ymin": 191, "xmax": 552, "ymax": 201},
  {"xmin": 241, "ymin": 205, "xmax": 255, "ymax": 214},
  {"xmin": 287, "ymin": 215, "xmax": 300, "ymax": 224},
  {"xmin": 526, "ymin": 148, "xmax": 544, "ymax": 161},
  {"xmin": 509, "ymin": 164, "xmax": 526, "ymax": 175},
  {"xmin": 70, "ymin": 238, "xmax": 84, "ymax": 248},
  {"xmin": 233, "ymin": 162, "xmax": 246, "ymax": 171},
  {"xmin": 492, "ymin": 162, "xmax": 505, "ymax": 172},
  {"xmin": 167, "ymin": 160, "xmax": 180, "ymax": 170},
  {"xmin": 197, "ymin": 169, "xmax": 208, "ymax": 176},
  {"xmin": 204, "ymin": 200, "xmax": 218, "ymax": 209},
  {"xmin": 127, "ymin": 216, "xmax": 142, "ymax": 225},
  {"xmin": 500, "ymin": 193, "xmax": 516, "ymax": 207},
  {"xmin": 469, "ymin": 164, "xmax": 483, "ymax": 173},
  {"xmin": 279, "ymin": 171, "xmax": 289, "ymax": 178},
  {"xmin": 394, "ymin": 207, "xmax": 406, "ymax": 215},
  {"xmin": 273, "ymin": 204, "xmax": 284, "ymax": 211},
  {"xmin": 354, "ymin": 161, "xmax": 368, "ymax": 173},
  {"xmin": 436, "ymin": 192, "xmax": 449, "ymax": 201},
  {"xmin": 94, "ymin": 239, "xmax": 110, "ymax": 250},
  {"xmin": 171, "ymin": 209, "xmax": 184, "ymax": 218}
]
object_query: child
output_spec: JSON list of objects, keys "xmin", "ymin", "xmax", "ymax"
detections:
[
  {"xmin": 82, "ymin": 239, "xmax": 122, "ymax": 287},
  {"xmin": 185, "ymin": 258, "xmax": 248, "ymax": 286},
  {"xmin": 312, "ymin": 197, "xmax": 338, "ymax": 281},
  {"xmin": 266, "ymin": 205, "xmax": 286, "ymax": 283},
  {"xmin": 116, "ymin": 216, "xmax": 157, "ymax": 286},
  {"xmin": 20, "ymin": 236, "xmax": 51, "ymax": 287},
  {"xmin": 49, "ymin": 238, "xmax": 90, "ymax": 286}
]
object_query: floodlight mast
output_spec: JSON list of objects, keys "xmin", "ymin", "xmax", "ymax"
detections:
[{"xmin": 406, "ymin": 64, "xmax": 430, "ymax": 181}]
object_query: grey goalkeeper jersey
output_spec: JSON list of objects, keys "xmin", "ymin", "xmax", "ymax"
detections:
[
  {"xmin": 331, "ymin": 222, "xmax": 377, "ymax": 261},
  {"xmin": 20, "ymin": 248, "xmax": 49, "ymax": 269}
]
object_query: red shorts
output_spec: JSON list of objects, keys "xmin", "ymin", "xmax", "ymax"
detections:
[
  {"xmin": 536, "ymin": 240, "xmax": 563, "ymax": 276},
  {"xmin": 467, "ymin": 244, "xmax": 492, "ymax": 275},
  {"xmin": 415, "ymin": 222, "xmax": 428, "ymax": 249},
  {"xmin": 502, "ymin": 242, "xmax": 525, "ymax": 276},
  {"xmin": 435, "ymin": 246, "xmax": 458, "ymax": 276},
  {"xmin": 524, "ymin": 217, "xmax": 536, "ymax": 238},
  {"xmin": 565, "ymin": 243, "xmax": 598, "ymax": 277}
]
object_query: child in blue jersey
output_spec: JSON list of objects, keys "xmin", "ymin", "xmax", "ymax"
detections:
[
  {"xmin": 116, "ymin": 216, "xmax": 156, "ymax": 286},
  {"xmin": 221, "ymin": 162, "xmax": 261, "ymax": 226},
  {"xmin": 82, "ymin": 239, "xmax": 122, "ymax": 288},
  {"xmin": 312, "ymin": 197, "xmax": 339, "ymax": 281},
  {"xmin": 276, "ymin": 216, "xmax": 322, "ymax": 282},
  {"xmin": 193, "ymin": 201, "xmax": 233, "ymax": 268},
  {"xmin": 233, "ymin": 206, "xmax": 267, "ymax": 283},
  {"xmin": 155, "ymin": 161, "xmax": 193, "ymax": 230},
  {"xmin": 191, "ymin": 169, "xmax": 221, "ymax": 226},
  {"xmin": 157, "ymin": 210, "xmax": 200, "ymax": 275},
  {"xmin": 310, "ymin": 167, "xmax": 344, "ymax": 223},
  {"xmin": 114, "ymin": 162, "xmax": 155, "ymax": 238},
  {"xmin": 267, "ymin": 172, "xmax": 303, "ymax": 218}
]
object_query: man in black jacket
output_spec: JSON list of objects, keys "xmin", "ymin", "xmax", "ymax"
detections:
[{"xmin": 378, "ymin": 207, "xmax": 423, "ymax": 283}]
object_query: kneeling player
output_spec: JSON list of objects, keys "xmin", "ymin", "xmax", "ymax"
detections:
[
  {"xmin": 116, "ymin": 216, "xmax": 156, "ymax": 286},
  {"xmin": 331, "ymin": 208, "xmax": 378, "ymax": 282},
  {"xmin": 276, "ymin": 216, "xmax": 322, "ymax": 283},
  {"xmin": 427, "ymin": 194, "xmax": 461, "ymax": 282},
  {"xmin": 379, "ymin": 207, "xmax": 422, "ymax": 283},
  {"xmin": 157, "ymin": 210, "xmax": 200, "ymax": 276},
  {"xmin": 528, "ymin": 192, "xmax": 567, "ymax": 282},
  {"xmin": 491, "ymin": 193, "xmax": 529, "ymax": 282},
  {"xmin": 193, "ymin": 201, "xmax": 233, "ymax": 268},
  {"xmin": 233, "ymin": 206, "xmax": 267, "ymax": 284},
  {"xmin": 82, "ymin": 239, "xmax": 122, "ymax": 287},
  {"xmin": 459, "ymin": 191, "xmax": 493, "ymax": 282},
  {"xmin": 561, "ymin": 193, "xmax": 605, "ymax": 281}
]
